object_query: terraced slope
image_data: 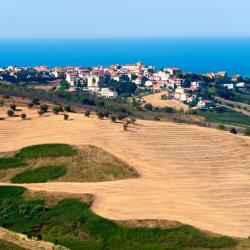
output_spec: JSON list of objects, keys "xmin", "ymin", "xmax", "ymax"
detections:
[{"xmin": 0, "ymin": 107, "xmax": 249, "ymax": 238}]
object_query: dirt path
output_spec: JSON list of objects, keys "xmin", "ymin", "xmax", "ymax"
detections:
[{"xmin": 0, "ymin": 107, "xmax": 250, "ymax": 238}]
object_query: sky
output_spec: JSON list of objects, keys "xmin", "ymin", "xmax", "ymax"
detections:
[{"xmin": 1, "ymin": 0, "xmax": 250, "ymax": 38}]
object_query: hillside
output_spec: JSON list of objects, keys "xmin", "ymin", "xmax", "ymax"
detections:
[{"xmin": 0, "ymin": 105, "xmax": 249, "ymax": 238}]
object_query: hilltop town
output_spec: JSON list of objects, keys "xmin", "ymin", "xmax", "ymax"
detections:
[{"xmin": 1, "ymin": 62, "xmax": 249, "ymax": 111}]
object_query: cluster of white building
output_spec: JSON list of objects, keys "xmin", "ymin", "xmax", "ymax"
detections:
[{"xmin": 0, "ymin": 63, "xmax": 247, "ymax": 106}]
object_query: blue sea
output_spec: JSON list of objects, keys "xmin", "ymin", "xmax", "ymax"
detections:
[{"xmin": 0, "ymin": 37, "xmax": 250, "ymax": 76}]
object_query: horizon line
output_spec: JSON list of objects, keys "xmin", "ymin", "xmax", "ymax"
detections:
[{"xmin": 1, "ymin": 35, "xmax": 250, "ymax": 40}]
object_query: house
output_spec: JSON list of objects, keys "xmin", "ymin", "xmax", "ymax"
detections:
[
  {"xmin": 175, "ymin": 92, "xmax": 190, "ymax": 102},
  {"xmin": 52, "ymin": 67, "xmax": 65, "ymax": 78},
  {"xmin": 223, "ymin": 83, "xmax": 235, "ymax": 90},
  {"xmin": 122, "ymin": 62, "xmax": 143, "ymax": 71},
  {"xmin": 165, "ymin": 68, "xmax": 181, "ymax": 76},
  {"xmin": 168, "ymin": 78, "xmax": 184, "ymax": 87},
  {"xmin": 236, "ymin": 82, "xmax": 246, "ymax": 88},
  {"xmin": 66, "ymin": 72, "xmax": 78, "ymax": 86},
  {"xmin": 231, "ymin": 75, "xmax": 241, "ymax": 82},
  {"xmin": 191, "ymin": 81, "xmax": 201, "ymax": 88},
  {"xmin": 197, "ymin": 100, "xmax": 213, "ymax": 109},
  {"xmin": 145, "ymin": 80, "xmax": 154, "ymax": 87},
  {"xmin": 100, "ymin": 88, "xmax": 118, "ymax": 98}
]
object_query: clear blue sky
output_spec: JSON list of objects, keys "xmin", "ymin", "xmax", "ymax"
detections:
[{"xmin": 1, "ymin": 0, "xmax": 250, "ymax": 38}]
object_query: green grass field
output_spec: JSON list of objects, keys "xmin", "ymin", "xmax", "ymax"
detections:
[
  {"xmin": 0, "ymin": 144, "xmax": 76, "ymax": 171},
  {"xmin": 199, "ymin": 111, "xmax": 250, "ymax": 128},
  {"xmin": 0, "ymin": 186, "xmax": 237, "ymax": 250},
  {"xmin": 16, "ymin": 144, "xmax": 77, "ymax": 159},
  {"xmin": 11, "ymin": 165, "xmax": 67, "ymax": 183},
  {"xmin": 0, "ymin": 157, "xmax": 26, "ymax": 170}
]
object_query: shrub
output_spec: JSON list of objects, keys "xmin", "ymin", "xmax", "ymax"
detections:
[
  {"xmin": 11, "ymin": 165, "xmax": 67, "ymax": 183},
  {"xmin": 162, "ymin": 106, "xmax": 175, "ymax": 113},
  {"xmin": 10, "ymin": 104, "xmax": 16, "ymax": 111},
  {"xmin": 110, "ymin": 115, "xmax": 117, "ymax": 122},
  {"xmin": 20, "ymin": 113, "xmax": 27, "ymax": 120},
  {"xmin": 27, "ymin": 102, "xmax": 34, "ymax": 109},
  {"xmin": 40, "ymin": 104, "xmax": 49, "ymax": 113},
  {"xmin": 7, "ymin": 110, "xmax": 14, "ymax": 117},
  {"xmin": 230, "ymin": 127, "xmax": 238, "ymax": 134},
  {"xmin": 104, "ymin": 112, "xmax": 110, "ymax": 118},
  {"xmin": 16, "ymin": 144, "xmax": 76, "ymax": 159},
  {"xmin": 130, "ymin": 117, "xmax": 136, "ymax": 124},
  {"xmin": 32, "ymin": 97, "xmax": 40, "ymax": 105},
  {"xmin": 52, "ymin": 106, "xmax": 63, "ymax": 114},
  {"xmin": 38, "ymin": 110, "xmax": 44, "ymax": 117},
  {"xmin": 117, "ymin": 114, "xmax": 126, "ymax": 121},
  {"xmin": 144, "ymin": 103, "xmax": 153, "ymax": 111},
  {"xmin": 97, "ymin": 112, "xmax": 105, "ymax": 119},
  {"xmin": 186, "ymin": 109, "xmax": 197, "ymax": 115},
  {"xmin": 216, "ymin": 124, "xmax": 226, "ymax": 130},
  {"xmin": 0, "ymin": 157, "xmax": 26, "ymax": 170},
  {"xmin": 64, "ymin": 105, "xmax": 72, "ymax": 112},
  {"xmin": 245, "ymin": 128, "xmax": 250, "ymax": 136},
  {"xmin": 84, "ymin": 110, "xmax": 91, "ymax": 117},
  {"xmin": 64, "ymin": 114, "xmax": 69, "ymax": 120},
  {"xmin": 123, "ymin": 123, "xmax": 128, "ymax": 131}
]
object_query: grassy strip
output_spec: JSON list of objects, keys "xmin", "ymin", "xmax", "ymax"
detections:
[
  {"xmin": 0, "ymin": 186, "xmax": 237, "ymax": 250},
  {"xmin": 11, "ymin": 166, "xmax": 67, "ymax": 183},
  {"xmin": 199, "ymin": 111, "xmax": 250, "ymax": 128},
  {"xmin": 0, "ymin": 240, "xmax": 25, "ymax": 250},
  {"xmin": 0, "ymin": 144, "xmax": 76, "ymax": 170},
  {"xmin": 16, "ymin": 144, "xmax": 77, "ymax": 159},
  {"xmin": 0, "ymin": 157, "xmax": 26, "ymax": 170}
]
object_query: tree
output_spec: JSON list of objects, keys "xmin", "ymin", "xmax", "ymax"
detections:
[
  {"xmin": 85, "ymin": 110, "xmax": 91, "ymax": 117},
  {"xmin": 110, "ymin": 115, "xmax": 117, "ymax": 122},
  {"xmin": 123, "ymin": 123, "xmax": 128, "ymax": 131},
  {"xmin": 245, "ymin": 128, "xmax": 250, "ymax": 136},
  {"xmin": 144, "ymin": 103, "xmax": 153, "ymax": 111},
  {"xmin": 7, "ymin": 110, "xmax": 14, "ymax": 117},
  {"xmin": 38, "ymin": 110, "xmax": 44, "ymax": 117},
  {"xmin": 10, "ymin": 104, "xmax": 16, "ymax": 110},
  {"xmin": 40, "ymin": 104, "xmax": 49, "ymax": 113},
  {"xmin": 97, "ymin": 112, "xmax": 105, "ymax": 119},
  {"xmin": 20, "ymin": 113, "xmax": 27, "ymax": 120},
  {"xmin": 230, "ymin": 127, "xmax": 237, "ymax": 134},
  {"xmin": 27, "ymin": 102, "xmax": 34, "ymax": 109},
  {"xmin": 64, "ymin": 114, "xmax": 69, "ymax": 120},
  {"xmin": 104, "ymin": 112, "xmax": 110, "ymax": 118},
  {"xmin": 64, "ymin": 105, "xmax": 72, "ymax": 112},
  {"xmin": 117, "ymin": 114, "xmax": 126, "ymax": 121},
  {"xmin": 52, "ymin": 106, "xmax": 63, "ymax": 114},
  {"xmin": 32, "ymin": 97, "xmax": 40, "ymax": 105},
  {"xmin": 130, "ymin": 117, "xmax": 136, "ymax": 124},
  {"xmin": 60, "ymin": 80, "xmax": 70, "ymax": 90}
]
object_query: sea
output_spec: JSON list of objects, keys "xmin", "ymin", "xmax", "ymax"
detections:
[{"xmin": 0, "ymin": 37, "xmax": 250, "ymax": 76}]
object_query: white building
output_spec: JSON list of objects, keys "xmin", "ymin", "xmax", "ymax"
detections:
[{"xmin": 100, "ymin": 88, "xmax": 118, "ymax": 98}]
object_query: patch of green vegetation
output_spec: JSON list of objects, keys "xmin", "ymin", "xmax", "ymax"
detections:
[
  {"xmin": 0, "ymin": 157, "xmax": 26, "ymax": 170},
  {"xmin": 0, "ymin": 240, "xmax": 25, "ymax": 250},
  {"xmin": 199, "ymin": 111, "xmax": 250, "ymax": 128},
  {"xmin": 0, "ymin": 186, "xmax": 237, "ymax": 250},
  {"xmin": 11, "ymin": 166, "xmax": 67, "ymax": 183},
  {"xmin": 16, "ymin": 144, "xmax": 77, "ymax": 159}
]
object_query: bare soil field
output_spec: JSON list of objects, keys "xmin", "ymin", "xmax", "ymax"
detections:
[
  {"xmin": 0, "ymin": 106, "xmax": 250, "ymax": 238},
  {"xmin": 142, "ymin": 91, "xmax": 189, "ymax": 110}
]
